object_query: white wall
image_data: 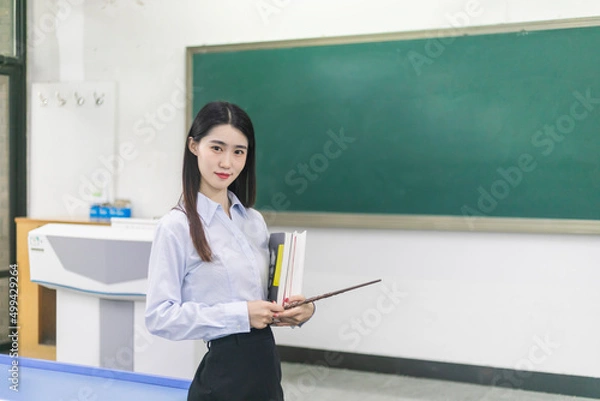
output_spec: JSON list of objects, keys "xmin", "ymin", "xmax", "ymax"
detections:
[{"xmin": 27, "ymin": 0, "xmax": 600, "ymax": 379}]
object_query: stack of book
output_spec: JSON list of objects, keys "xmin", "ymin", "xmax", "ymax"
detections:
[{"xmin": 267, "ymin": 231, "xmax": 306, "ymax": 305}]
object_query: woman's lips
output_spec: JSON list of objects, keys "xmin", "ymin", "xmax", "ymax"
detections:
[{"xmin": 215, "ymin": 173, "xmax": 231, "ymax": 179}]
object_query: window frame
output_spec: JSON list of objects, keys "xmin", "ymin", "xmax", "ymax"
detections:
[{"xmin": 0, "ymin": 0, "xmax": 26, "ymax": 272}]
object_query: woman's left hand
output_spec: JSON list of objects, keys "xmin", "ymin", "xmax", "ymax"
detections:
[{"xmin": 273, "ymin": 295, "xmax": 315, "ymax": 327}]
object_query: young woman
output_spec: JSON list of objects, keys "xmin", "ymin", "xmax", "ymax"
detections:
[{"xmin": 145, "ymin": 101, "xmax": 315, "ymax": 401}]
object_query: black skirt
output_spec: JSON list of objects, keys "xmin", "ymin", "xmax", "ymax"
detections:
[{"xmin": 187, "ymin": 326, "xmax": 284, "ymax": 401}]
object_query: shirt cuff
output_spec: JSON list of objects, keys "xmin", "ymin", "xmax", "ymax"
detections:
[{"xmin": 224, "ymin": 301, "xmax": 251, "ymax": 333}]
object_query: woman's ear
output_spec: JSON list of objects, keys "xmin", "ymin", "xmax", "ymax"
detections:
[{"xmin": 188, "ymin": 137, "xmax": 198, "ymax": 156}]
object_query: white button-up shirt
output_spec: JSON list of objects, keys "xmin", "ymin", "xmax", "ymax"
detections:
[{"xmin": 145, "ymin": 191, "xmax": 270, "ymax": 341}]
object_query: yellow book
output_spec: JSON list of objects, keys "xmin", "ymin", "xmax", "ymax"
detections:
[{"xmin": 273, "ymin": 244, "xmax": 284, "ymax": 286}]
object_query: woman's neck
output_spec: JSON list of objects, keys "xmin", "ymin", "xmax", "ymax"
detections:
[{"xmin": 200, "ymin": 189, "xmax": 231, "ymax": 216}]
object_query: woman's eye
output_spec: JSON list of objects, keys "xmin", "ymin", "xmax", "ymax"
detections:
[
  {"xmin": 235, "ymin": 150, "xmax": 245, "ymax": 155},
  {"xmin": 211, "ymin": 146, "xmax": 222, "ymax": 152}
]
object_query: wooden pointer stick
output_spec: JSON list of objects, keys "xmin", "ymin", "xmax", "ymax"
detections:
[{"xmin": 283, "ymin": 279, "xmax": 382, "ymax": 310}]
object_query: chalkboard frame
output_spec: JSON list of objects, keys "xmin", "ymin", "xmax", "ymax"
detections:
[{"xmin": 186, "ymin": 17, "xmax": 600, "ymax": 234}]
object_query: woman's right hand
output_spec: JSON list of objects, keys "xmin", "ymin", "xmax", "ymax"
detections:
[{"xmin": 247, "ymin": 300, "xmax": 284, "ymax": 329}]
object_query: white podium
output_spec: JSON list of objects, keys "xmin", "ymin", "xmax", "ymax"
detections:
[{"xmin": 28, "ymin": 219, "xmax": 205, "ymax": 380}]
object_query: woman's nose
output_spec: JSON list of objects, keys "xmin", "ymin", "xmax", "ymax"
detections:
[{"xmin": 219, "ymin": 152, "xmax": 232, "ymax": 167}]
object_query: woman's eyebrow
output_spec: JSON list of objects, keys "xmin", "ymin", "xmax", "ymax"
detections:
[{"xmin": 208, "ymin": 139, "xmax": 247, "ymax": 149}]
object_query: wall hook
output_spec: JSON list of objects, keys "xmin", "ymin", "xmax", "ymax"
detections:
[
  {"xmin": 38, "ymin": 92, "xmax": 48, "ymax": 107},
  {"xmin": 74, "ymin": 92, "xmax": 85, "ymax": 106},
  {"xmin": 94, "ymin": 92, "xmax": 105, "ymax": 106},
  {"xmin": 55, "ymin": 91, "xmax": 67, "ymax": 106}
]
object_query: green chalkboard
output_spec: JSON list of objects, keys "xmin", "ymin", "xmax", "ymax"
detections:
[{"xmin": 188, "ymin": 23, "xmax": 600, "ymax": 221}]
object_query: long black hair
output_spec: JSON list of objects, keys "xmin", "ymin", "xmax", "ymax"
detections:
[{"xmin": 181, "ymin": 101, "xmax": 256, "ymax": 261}]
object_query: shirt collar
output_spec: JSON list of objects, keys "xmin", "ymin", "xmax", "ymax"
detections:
[
  {"xmin": 196, "ymin": 190, "xmax": 248, "ymax": 225},
  {"xmin": 229, "ymin": 191, "xmax": 248, "ymax": 219}
]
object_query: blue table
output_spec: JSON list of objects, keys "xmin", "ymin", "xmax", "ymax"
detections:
[{"xmin": 0, "ymin": 354, "xmax": 190, "ymax": 400}]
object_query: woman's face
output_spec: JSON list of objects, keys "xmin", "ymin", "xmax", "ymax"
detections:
[{"xmin": 188, "ymin": 124, "xmax": 248, "ymax": 200}]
